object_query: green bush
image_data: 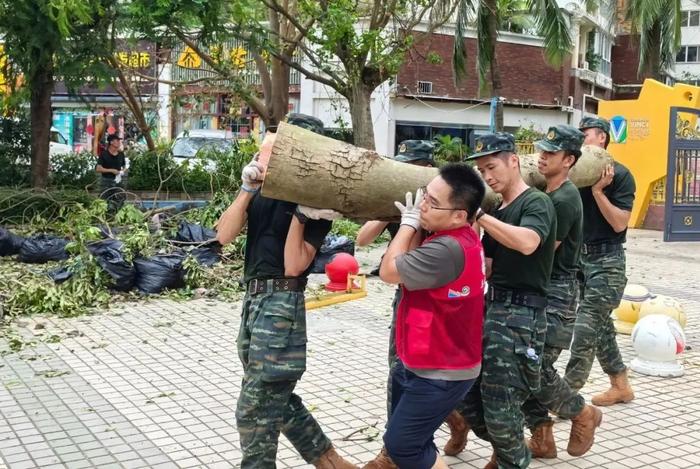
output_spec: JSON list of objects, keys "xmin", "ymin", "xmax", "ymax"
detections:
[
  {"xmin": 50, "ymin": 151, "xmax": 99, "ymax": 189},
  {"xmin": 126, "ymin": 138, "xmax": 257, "ymax": 193},
  {"xmin": 126, "ymin": 145, "xmax": 181, "ymax": 191},
  {"xmin": 0, "ymin": 187, "xmax": 96, "ymax": 226},
  {"xmin": 0, "ymin": 116, "xmax": 31, "ymax": 187}
]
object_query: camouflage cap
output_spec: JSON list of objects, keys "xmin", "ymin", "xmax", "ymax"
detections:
[
  {"xmin": 466, "ymin": 132, "xmax": 516, "ymax": 160},
  {"xmin": 286, "ymin": 113, "xmax": 324, "ymax": 135},
  {"xmin": 394, "ymin": 140, "xmax": 435, "ymax": 165},
  {"xmin": 535, "ymin": 125, "xmax": 584, "ymax": 154},
  {"xmin": 579, "ymin": 116, "xmax": 610, "ymax": 134}
]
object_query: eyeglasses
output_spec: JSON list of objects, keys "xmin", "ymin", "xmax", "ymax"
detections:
[{"xmin": 419, "ymin": 186, "xmax": 467, "ymax": 211}]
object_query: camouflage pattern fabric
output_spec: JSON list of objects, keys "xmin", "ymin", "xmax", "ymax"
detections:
[
  {"xmin": 565, "ymin": 250, "xmax": 628, "ymax": 391},
  {"xmin": 236, "ymin": 290, "xmax": 331, "ymax": 468},
  {"xmin": 459, "ymin": 300, "xmax": 546, "ymax": 469},
  {"xmin": 99, "ymin": 177, "xmax": 126, "ymax": 215},
  {"xmin": 386, "ymin": 288, "xmax": 401, "ymax": 418},
  {"xmin": 521, "ymin": 277, "xmax": 585, "ymax": 429}
]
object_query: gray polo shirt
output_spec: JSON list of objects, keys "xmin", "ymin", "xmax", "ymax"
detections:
[{"xmin": 395, "ymin": 236, "xmax": 481, "ymax": 381}]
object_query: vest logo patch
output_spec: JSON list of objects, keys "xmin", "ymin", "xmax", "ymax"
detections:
[{"xmin": 448, "ymin": 286, "xmax": 470, "ymax": 298}]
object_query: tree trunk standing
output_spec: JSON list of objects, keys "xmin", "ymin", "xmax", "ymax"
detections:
[
  {"xmin": 108, "ymin": 57, "xmax": 156, "ymax": 151},
  {"xmin": 347, "ymin": 81, "xmax": 375, "ymax": 150},
  {"xmin": 485, "ymin": 0, "xmax": 504, "ymax": 131},
  {"xmin": 269, "ymin": 55, "xmax": 291, "ymax": 127},
  {"xmin": 648, "ymin": 21, "xmax": 662, "ymax": 81},
  {"xmin": 30, "ymin": 62, "xmax": 53, "ymax": 189},
  {"xmin": 260, "ymin": 124, "xmax": 613, "ymax": 220}
]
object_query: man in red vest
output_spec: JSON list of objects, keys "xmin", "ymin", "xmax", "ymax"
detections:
[{"xmin": 363, "ymin": 163, "xmax": 486, "ymax": 469}]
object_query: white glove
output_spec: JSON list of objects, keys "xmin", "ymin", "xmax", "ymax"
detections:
[
  {"xmin": 115, "ymin": 170, "xmax": 124, "ymax": 184},
  {"xmin": 394, "ymin": 189, "xmax": 423, "ymax": 230},
  {"xmin": 296, "ymin": 205, "xmax": 343, "ymax": 221},
  {"xmin": 241, "ymin": 155, "xmax": 264, "ymax": 192}
]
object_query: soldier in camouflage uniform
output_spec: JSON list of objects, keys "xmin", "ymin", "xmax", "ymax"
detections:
[
  {"xmin": 446, "ymin": 132, "xmax": 556, "ymax": 469},
  {"xmin": 216, "ymin": 114, "xmax": 357, "ymax": 469},
  {"xmin": 521, "ymin": 125, "xmax": 603, "ymax": 459},
  {"xmin": 564, "ymin": 117, "xmax": 636, "ymax": 406}
]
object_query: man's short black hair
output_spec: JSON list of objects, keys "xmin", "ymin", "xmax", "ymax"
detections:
[
  {"xmin": 107, "ymin": 134, "xmax": 121, "ymax": 143},
  {"xmin": 439, "ymin": 163, "xmax": 485, "ymax": 221}
]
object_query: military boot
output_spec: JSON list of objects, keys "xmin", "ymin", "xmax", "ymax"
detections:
[
  {"xmin": 591, "ymin": 370, "xmax": 635, "ymax": 406},
  {"xmin": 362, "ymin": 447, "xmax": 397, "ymax": 469},
  {"xmin": 567, "ymin": 405, "xmax": 603, "ymax": 456},
  {"xmin": 443, "ymin": 410, "xmax": 470, "ymax": 456},
  {"xmin": 528, "ymin": 421, "xmax": 557, "ymax": 458},
  {"xmin": 315, "ymin": 446, "xmax": 359, "ymax": 469}
]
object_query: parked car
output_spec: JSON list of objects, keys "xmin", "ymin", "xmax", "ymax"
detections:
[
  {"xmin": 171, "ymin": 129, "xmax": 236, "ymax": 165},
  {"xmin": 49, "ymin": 127, "xmax": 72, "ymax": 157}
]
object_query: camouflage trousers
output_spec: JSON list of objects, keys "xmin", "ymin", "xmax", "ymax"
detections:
[
  {"xmin": 522, "ymin": 278, "xmax": 585, "ymax": 429},
  {"xmin": 565, "ymin": 249, "xmax": 628, "ymax": 391},
  {"xmin": 386, "ymin": 288, "xmax": 402, "ymax": 418},
  {"xmin": 236, "ymin": 290, "xmax": 331, "ymax": 468},
  {"xmin": 457, "ymin": 300, "xmax": 546, "ymax": 469},
  {"xmin": 99, "ymin": 177, "xmax": 126, "ymax": 215}
]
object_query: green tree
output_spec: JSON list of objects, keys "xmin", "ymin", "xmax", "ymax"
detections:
[
  {"xmin": 128, "ymin": 0, "xmax": 303, "ymax": 130},
  {"xmin": 0, "ymin": 0, "xmax": 113, "ymax": 188},
  {"xmin": 261, "ymin": 0, "xmax": 461, "ymax": 149},
  {"xmin": 625, "ymin": 0, "xmax": 682, "ymax": 81},
  {"xmin": 453, "ymin": 0, "xmax": 579, "ymax": 130}
]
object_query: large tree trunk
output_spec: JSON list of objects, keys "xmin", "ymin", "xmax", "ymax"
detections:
[
  {"xmin": 347, "ymin": 81, "xmax": 375, "ymax": 150},
  {"xmin": 30, "ymin": 62, "xmax": 54, "ymax": 189},
  {"xmin": 486, "ymin": 0, "xmax": 504, "ymax": 131},
  {"xmin": 259, "ymin": 123, "xmax": 613, "ymax": 220}
]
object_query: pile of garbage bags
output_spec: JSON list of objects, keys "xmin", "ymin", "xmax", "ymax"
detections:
[{"xmin": 1, "ymin": 222, "xmax": 222, "ymax": 295}]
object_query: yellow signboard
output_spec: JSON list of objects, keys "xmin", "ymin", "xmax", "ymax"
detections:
[{"xmin": 177, "ymin": 46, "xmax": 202, "ymax": 69}]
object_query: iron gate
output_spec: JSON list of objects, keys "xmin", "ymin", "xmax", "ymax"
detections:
[{"xmin": 665, "ymin": 107, "xmax": 700, "ymax": 241}]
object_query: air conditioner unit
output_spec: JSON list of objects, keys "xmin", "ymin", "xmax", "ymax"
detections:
[{"xmin": 417, "ymin": 81, "xmax": 433, "ymax": 94}]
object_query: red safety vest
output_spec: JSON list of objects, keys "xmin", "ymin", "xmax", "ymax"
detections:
[{"xmin": 396, "ymin": 226, "xmax": 485, "ymax": 370}]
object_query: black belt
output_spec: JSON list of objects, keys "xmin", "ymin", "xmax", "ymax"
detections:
[
  {"xmin": 581, "ymin": 243, "xmax": 622, "ymax": 255},
  {"xmin": 551, "ymin": 273, "xmax": 576, "ymax": 281},
  {"xmin": 247, "ymin": 278, "xmax": 307, "ymax": 295},
  {"xmin": 488, "ymin": 287, "xmax": 547, "ymax": 309}
]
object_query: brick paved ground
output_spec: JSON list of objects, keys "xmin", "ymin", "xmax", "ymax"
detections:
[{"xmin": 1, "ymin": 229, "xmax": 699, "ymax": 469}]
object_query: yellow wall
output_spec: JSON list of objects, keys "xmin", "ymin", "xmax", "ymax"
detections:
[{"xmin": 598, "ymin": 79, "xmax": 700, "ymax": 227}]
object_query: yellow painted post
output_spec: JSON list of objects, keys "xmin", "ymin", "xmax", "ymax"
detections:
[{"xmin": 598, "ymin": 79, "xmax": 700, "ymax": 227}]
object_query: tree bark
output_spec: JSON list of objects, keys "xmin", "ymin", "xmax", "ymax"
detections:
[
  {"xmin": 347, "ymin": 80, "xmax": 375, "ymax": 150},
  {"xmin": 260, "ymin": 123, "xmax": 613, "ymax": 220},
  {"xmin": 486, "ymin": 0, "xmax": 504, "ymax": 131},
  {"xmin": 30, "ymin": 62, "xmax": 53, "ymax": 189},
  {"xmin": 108, "ymin": 56, "xmax": 156, "ymax": 151}
]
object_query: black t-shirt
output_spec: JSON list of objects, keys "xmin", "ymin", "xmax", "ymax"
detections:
[
  {"xmin": 482, "ymin": 188, "xmax": 556, "ymax": 297},
  {"xmin": 549, "ymin": 180, "xmax": 583, "ymax": 277},
  {"xmin": 579, "ymin": 161, "xmax": 636, "ymax": 245},
  {"xmin": 243, "ymin": 193, "xmax": 332, "ymax": 282},
  {"xmin": 386, "ymin": 222, "xmax": 400, "ymax": 239},
  {"xmin": 97, "ymin": 150, "xmax": 126, "ymax": 179}
]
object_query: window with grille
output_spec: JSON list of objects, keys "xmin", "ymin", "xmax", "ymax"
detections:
[{"xmin": 417, "ymin": 81, "xmax": 433, "ymax": 94}]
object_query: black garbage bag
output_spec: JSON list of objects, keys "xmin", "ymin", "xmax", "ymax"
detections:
[
  {"xmin": 87, "ymin": 239, "xmax": 135, "ymax": 291},
  {"xmin": 311, "ymin": 235, "xmax": 355, "ymax": 274},
  {"xmin": 175, "ymin": 222, "xmax": 216, "ymax": 243},
  {"xmin": 47, "ymin": 266, "xmax": 73, "ymax": 284},
  {"xmin": 0, "ymin": 227, "xmax": 25, "ymax": 257},
  {"xmin": 134, "ymin": 252, "xmax": 186, "ymax": 294},
  {"xmin": 18, "ymin": 234, "xmax": 69, "ymax": 263},
  {"xmin": 189, "ymin": 241, "xmax": 222, "ymax": 267}
]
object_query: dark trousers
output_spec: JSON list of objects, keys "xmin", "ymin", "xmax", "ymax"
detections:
[{"xmin": 384, "ymin": 361, "xmax": 475, "ymax": 469}]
